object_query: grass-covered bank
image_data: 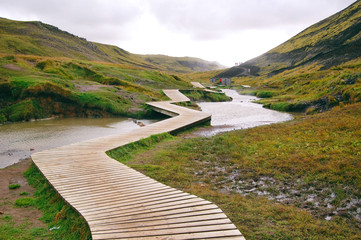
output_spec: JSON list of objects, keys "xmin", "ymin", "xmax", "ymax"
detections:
[
  {"xmin": 0, "ymin": 158, "xmax": 89, "ymax": 240},
  {"xmin": 108, "ymin": 102, "xmax": 361, "ymax": 239},
  {"xmin": 180, "ymin": 89, "xmax": 231, "ymax": 102},
  {"xmin": 18, "ymin": 163, "xmax": 91, "ymax": 240},
  {"xmin": 232, "ymin": 59, "xmax": 361, "ymax": 113},
  {"xmin": 0, "ymin": 54, "xmax": 192, "ymax": 123}
]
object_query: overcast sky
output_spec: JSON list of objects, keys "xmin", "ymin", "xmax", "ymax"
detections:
[{"xmin": 0, "ymin": 0, "xmax": 356, "ymax": 66}]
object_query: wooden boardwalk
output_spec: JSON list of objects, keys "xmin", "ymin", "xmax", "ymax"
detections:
[
  {"xmin": 190, "ymin": 82, "xmax": 218, "ymax": 93},
  {"xmin": 31, "ymin": 89, "xmax": 245, "ymax": 239}
]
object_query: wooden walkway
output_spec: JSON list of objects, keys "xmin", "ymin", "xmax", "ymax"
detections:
[
  {"xmin": 190, "ymin": 82, "xmax": 218, "ymax": 93},
  {"xmin": 31, "ymin": 89, "xmax": 245, "ymax": 239}
]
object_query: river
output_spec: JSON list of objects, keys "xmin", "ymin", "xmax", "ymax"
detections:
[
  {"xmin": 195, "ymin": 89, "xmax": 293, "ymax": 136},
  {"xmin": 0, "ymin": 117, "xmax": 157, "ymax": 168},
  {"xmin": 0, "ymin": 89, "xmax": 293, "ymax": 168}
]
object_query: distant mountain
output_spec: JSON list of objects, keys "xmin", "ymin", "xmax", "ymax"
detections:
[
  {"xmin": 215, "ymin": 1, "xmax": 361, "ymax": 78},
  {"xmin": 0, "ymin": 17, "xmax": 222, "ymax": 73},
  {"xmin": 138, "ymin": 54, "xmax": 225, "ymax": 73}
]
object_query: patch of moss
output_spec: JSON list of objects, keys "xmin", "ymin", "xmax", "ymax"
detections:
[
  {"xmin": 8, "ymin": 184, "xmax": 21, "ymax": 190},
  {"xmin": 14, "ymin": 197, "xmax": 34, "ymax": 207},
  {"xmin": 23, "ymin": 163, "xmax": 91, "ymax": 239}
]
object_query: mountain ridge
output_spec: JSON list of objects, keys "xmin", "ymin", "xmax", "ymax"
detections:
[
  {"xmin": 215, "ymin": 1, "xmax": 361, "ymax": 78},
  {"xmin": 0, "ymin": 17, "xmax": 223, "ymax": 73}
]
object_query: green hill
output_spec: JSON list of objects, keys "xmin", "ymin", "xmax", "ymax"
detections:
[
  {"xmin": 0, "ymin": 17, "xmax": 154, "ymax": 68},
  {"xmin": 0, "ymin": 17, "xmax": 223, "ymax": 73},
  {"xmin": 250, "ymin": 0, "xmax": 361, "ymax": 76},
  {"xmin": 216, "ymin": 1, "xmax": 360, "ymax": 78},
  {"xmin": 214, "ymin": 1, "xmax": 361, "ymax": 113},
  {"xmin": 138, "ymin": 54, "xmax": 225, "ymax": 73},
  {"xmin": 0, "ymin": 17, "xmax": 225, "ymax": 123}
]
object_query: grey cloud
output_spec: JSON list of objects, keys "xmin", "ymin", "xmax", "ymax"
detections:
[
  {"xmin": 148, "ymin": 0, "xmax": 356, "ymax": 40},
  {"xmin": 0, "ymin": 0, "xmax": 143, "ymax": 42},
  {"xmin": 0, "ymin": 0, "xmax": 356, "ymax": 45}
]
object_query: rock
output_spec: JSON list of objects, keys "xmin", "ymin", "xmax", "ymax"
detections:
[
  {"xmin": 244, "ymin": 188, "xmax": 257, "ymax": 192},
  {"xmin": 49, "ymin": 226, "xmax": 60, "ymax": 231}
]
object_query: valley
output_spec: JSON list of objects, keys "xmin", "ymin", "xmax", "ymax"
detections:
[{"xmin": 1, "ymin": 1, "xmax": 361, "ymax": 239}]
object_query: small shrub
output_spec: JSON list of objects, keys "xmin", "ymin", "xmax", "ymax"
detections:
[
  {"xmin": 266, "ymin": 102, "xmax": 309, "ymax": 112},
  {"xmin": 305, "ymin": 107, "xmax": 317, "ymax": 115},
  {"xmin": 8, "ymin": 183, "xmax": 20, "ymax": 190},
  {"xmin": 19, "ymin": 191, "xmax": 29, "ymax": 196},
  {"xmin": 328, "ymin": 95, "xmax": 339, "ymax": 106},
  {"xmin": 1, "ymin": 214, "xmax": 12, "ymax": 221},
  {"xmin": 15, "ymin": 197, "xmax": 34, "ymax": 207},
  {"xmin": 0, "ymin": 113, "xmax": 7, "ymax": 123},
  {"xmin": 256, "ymin": 91, "xmax": 275, "ymax": 98}
]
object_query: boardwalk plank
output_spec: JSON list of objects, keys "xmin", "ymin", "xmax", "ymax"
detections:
[{"xmin": 31, "ymin": 87, "xmax": 245, "ymax": 239}]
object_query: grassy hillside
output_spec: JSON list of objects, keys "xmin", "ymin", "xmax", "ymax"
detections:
[
  {"xmin": 0, "ymin": 17, "xmax": 230, "ymax": 123},
  {"xmin": 0, "ymin": 17, "xmax": 224, "ymax": 73},
  {"xmin": 0, "ymin": 54, "xmax": 193, "ymax": 123},
  {"xmin": 233, "ymin": 58, "xmax": 361, "ymax": 113},
  {"xmin": 212, "ymin": 1, "xmax": 361, "ymax": 113},
  {"xmin": 247, "ymin": 0, "xmax": 361, "ymax": 76},
  {"xmin": 216, "ymin": 1, "xmax": 360, "ymax": 78},
  {"xmin": 138, "ymin": 54, "xmax": 225, "ymax": 73},
  {"xmin": 0, "ymin": 17, "xmax": 154, "ymax": 68}
]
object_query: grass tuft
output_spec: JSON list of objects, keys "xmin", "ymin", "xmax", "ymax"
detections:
[
  {"xmin": 14, "ymin": 197, "xmax": 34, "ymax": 207},
  {"xmin": 23, "ymin": 163, "xmax": 91, "ymax": 239},
  {"xmin": 8, "ymin": 184, "xmax": 20, "ymax": 190}
]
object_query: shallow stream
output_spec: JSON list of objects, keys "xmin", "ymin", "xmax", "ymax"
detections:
[
  {"xmin": 0, "ymin": 118, "xmax": 157, "ymax": 168},
  {"xmin": 195, "ymin": 89, "xmax": 293, "ymax": 136},
  {"xmin": 0, "ymin": 89, "xmax": 292, "ymax": 168}
]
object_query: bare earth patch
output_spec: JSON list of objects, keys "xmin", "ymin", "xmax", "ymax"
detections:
[
  {"xmin": 0, "ymin": 158, "xmax": 46, "ymax": 229},
  {"xmin": 74, "ymin": 83, "xmax": 111, "ymax": 92},
  {"xmin": 2, "ymin": 64, "xmax": 25, "ymax": 71}
]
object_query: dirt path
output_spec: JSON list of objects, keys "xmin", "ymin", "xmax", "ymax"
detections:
[{"xmin": 0, "ymin": 159, "xmax": 46, "ymax": 229}]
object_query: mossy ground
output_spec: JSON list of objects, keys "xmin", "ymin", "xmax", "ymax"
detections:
[
  {"xmin": 0, "ymin": 54, "xmax": 193, "ymax": 123},
  {"xmin": 109, "ymin": 102, "xmax": 361, "ymax": 240},
  {"xmin": 232, "ymin": 59, "xmax": 361, "ymax": 113},
  {"xmin": 22, "ymin": 163, "xmax": 91, "ymax": 240},
  {"xmin": 2, "ymin": 99, "xmax": 360, "ymax": 240}
]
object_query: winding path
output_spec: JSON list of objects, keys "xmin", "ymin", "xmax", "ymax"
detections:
[{"xmin": 31, "ymin": 88, "xmax": 245, "ymax": 239}]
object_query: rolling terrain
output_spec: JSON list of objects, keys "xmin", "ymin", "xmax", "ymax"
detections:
[
  {"xmin": 0, "ymin": 17, "xmax": 224, "ymax": 73},
  {"xmin": 213, "ymin": 0, "xmax": 361, "ymax": 113},
  {"xmin": 0, "ymin": 17, "xmax": 226, "ymax": 123},
  {"xmin": 103, "ymin": 2, "xmax": 361, "ymax": 239},
  {"xmin": 1, "ymin": 2, "xmax": 361, "ymax": 239},
  {"xmin": 217, "ymin": 1, "xmax": 361, "ymax": 77},
  {"xmin": 139, "ymin": 54, "xmax": 225, "ymax": 73}
]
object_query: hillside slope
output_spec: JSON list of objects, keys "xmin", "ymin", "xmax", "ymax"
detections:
[
  {"xmin": 0, "ymin": 17, "xmax": 154, "ymax": 68},
  {"xmin": 214, "ymin": 1, "xmax": 361, "ymax": 113},
  {"xmin": 216, "ymin": 1, "xmax": 360, "ymax": 78},
  {"xmin": 0, "ymin": 18, "xmax": 189, "ymax": 123},
  {"xmin": 0, "ymin": 17, "xmax": 223, "ymax": 73},
  {"xmin": 139, "ymin": 54, "xmax": 225, "ymax": 73},
  {"xmin": 0, "ymin": 17, "xmax": 232, "ymax": 123}
]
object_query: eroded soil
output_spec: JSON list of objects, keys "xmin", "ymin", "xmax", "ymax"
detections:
[{"xmin": 0, "ymin": 158, "xmax": 46, "ymax": 229}]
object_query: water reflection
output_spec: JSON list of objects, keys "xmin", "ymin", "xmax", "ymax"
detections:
[
  {"xmin": 195, "ymin": 89, "xmax": 293, "ymax": 136},
  {"xmin": 0, "ymin": 118, "xmax": 157, "ymax": 168}
]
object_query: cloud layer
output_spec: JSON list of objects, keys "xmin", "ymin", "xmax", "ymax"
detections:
[{"xmin": 0, "ymin": 0, "xmax": 356, "ymax": 65}]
